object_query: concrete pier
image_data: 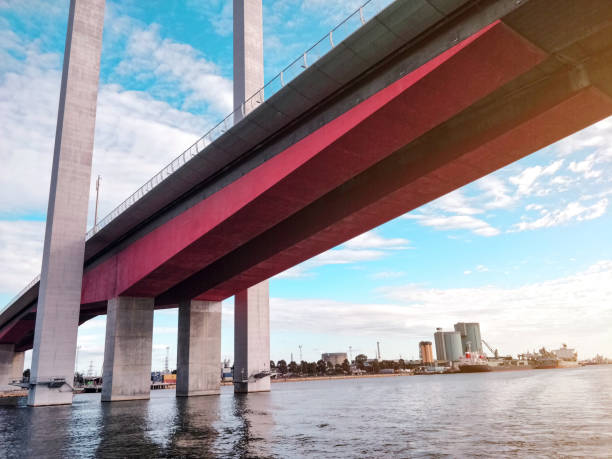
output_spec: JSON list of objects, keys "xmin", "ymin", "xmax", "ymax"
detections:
[
  {"xmin": 102, "ymin": 297, "xmax": 154, "ymax": 402},
  {"xmin": 233, "ymin": 0, "xmax": 264, "ymax": 119},
  {"xmin": 234, "ymin": 281, "xmax": 271, "ymax": 393},
  {"xmin": 233, "ymin": 0, "xmax": 270, "ymax": 394},
  {"xmin": 28, "ymin": 0, "xmax": 105, "ymax": 407},
  {"xmin": 177, "ymin": 300, "xmax": 222, "ymax": 397},
  {"xmin": 1, "ymin": 345, "xmax": 17, "ymax": 385}
]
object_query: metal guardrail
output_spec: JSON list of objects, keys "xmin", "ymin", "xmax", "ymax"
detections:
[{"xmin": 1, "ymin": 0, "xmax": 395, "ymax": 316}]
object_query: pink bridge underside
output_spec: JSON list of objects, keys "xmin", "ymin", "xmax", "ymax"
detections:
[{"xmin": 81, "ymin": 21, "xmax": 549, "ymax": 304}]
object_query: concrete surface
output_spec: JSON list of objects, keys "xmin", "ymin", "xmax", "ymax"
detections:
[
  {"xmin": 102, "ymin": 297, "xmax": 154, "ymax": 402},
  {"xmin": 11, "ymin": 351, "xmax": 24, "ymax": 382},
  {"xmin": 176, "ymin": 300, "xmax": 221, "ymax": 397},
  {"xmin": 233, "ymin": 0, "xmax": 263, "ymax": 120},
  {"xmin": 28, "ymin": 0, "xmax": 105, "ymax": 407},
  {"xmin": 234, "ymin": 280, "xmax": 270, "ymax": 393},
  {"xmin": 0, "ymin": 344, "xmax": 14, "ymax": 386}
]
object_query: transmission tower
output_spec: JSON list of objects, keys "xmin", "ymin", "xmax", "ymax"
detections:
[{"xmin": 164, "ymin": 346, "xmax": 170, "ymax": 374}]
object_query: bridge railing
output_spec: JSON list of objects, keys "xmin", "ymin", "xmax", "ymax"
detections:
[
  {"xmin": 2, "ymin": 0, "xmax": 395, "ymax": 316},
  {"xmin": 85, "ymin": 0, "xmax": 394, "ymax": 240}
]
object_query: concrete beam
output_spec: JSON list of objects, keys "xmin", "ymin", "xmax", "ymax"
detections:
[
  {"xmin": 102, "ymin": 297, "xmax": 154, "ymax": 402},
  {"xmin": 177, "ymin": 300, "xmax": 221, "ymax": 397},
  {"xmin": 234, "ymin": 280, "xmax": 270, "ymax": 393},
  {"xmin": 28, "ymin": 0, "xmax": 105, "ymax": 406}
]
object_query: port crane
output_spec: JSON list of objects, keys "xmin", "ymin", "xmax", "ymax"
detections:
[{"xmin": 481, "ymin": 339, "xmax": 499, "ymax": 359}]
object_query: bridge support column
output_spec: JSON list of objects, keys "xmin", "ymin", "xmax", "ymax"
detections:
[
  {"xmin": 11, "ymin": 351, "xmax": 24, "ymax": 382},
  {"xmin": 28, "ymin": 0, "xmax": 105, "ymax": 406},
  {"xmin": 102, "ymin": 297, "xmax": 154, "ymax": 402},
  {"xmin": 0, "ymin": 344, "xmax": 14, "ymax": 386},
  {"xmin": 234, "ymin": 280, "xmax": 270, "ymax": 393},
  {"xmin": 0, "ymin": 346, "xmax": 24, "ymax": 386},
  {"xmin": 176, "ymin": 300, "xmax": 221, "ymax": 397}
]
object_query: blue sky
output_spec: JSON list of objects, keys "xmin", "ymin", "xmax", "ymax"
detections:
[{"xmin": 1, "ymin": 0, "xmax": 611, "ymax": 374}]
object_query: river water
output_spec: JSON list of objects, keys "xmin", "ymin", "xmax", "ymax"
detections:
[{"xmin": 1, "ymin": 366, "xmax": 611, "ymax": 458}]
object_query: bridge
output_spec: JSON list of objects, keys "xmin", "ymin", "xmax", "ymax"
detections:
[{"xmin": 2, "ymin": 0, "xmax": 612, "ymax": 405}]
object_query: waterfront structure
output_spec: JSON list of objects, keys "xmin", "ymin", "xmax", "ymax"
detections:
[
  {"xmin": 2, "ymin": 1, "xmax": 612, "ymax": 406},
  {"xmin": 454, "ymin": 322, "xmax": 483, "ymax": 354},
  {"xmin": 322, "ymin": 353, "xmax": 348, "ymax": 366},
  {"xmin": 419, "ymin": 341, "xmax": 434, "ymax": 365},
  {"xmin": 434, "ymin": 329, "xmax": 463, "ymax": 362}
]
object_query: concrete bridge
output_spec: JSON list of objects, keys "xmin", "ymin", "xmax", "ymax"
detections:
[{"xmin": 2, "ymin": 0, "xmax": 612, "ymax": 405}]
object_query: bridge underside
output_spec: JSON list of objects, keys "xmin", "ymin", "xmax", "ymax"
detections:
[{"xmin": 3, "ymin": 0, "xmax": 612, "ymax": 352}]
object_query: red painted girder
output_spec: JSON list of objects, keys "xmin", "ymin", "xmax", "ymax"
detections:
[
  {"xmin": 200, "ymin": 88, "xmax": 612, "ymax": 300},
  {"xmin": 81, "ymin": 21, "xmax": 545, "ymax": 304}
]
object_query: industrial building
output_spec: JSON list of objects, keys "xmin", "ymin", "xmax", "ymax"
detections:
[
  {"xmin": 454, "ymin": 322, "xmax": 483, "ymax": 354},
  {"xmin": 322, "ymin": 353, "xmax": 348, "ymax": 366},
  {"xmin": 434, "ymin": 328, "xmax": 463, "ymax": 362},
  {"xmin": 419, "ymin": 341, "xmax": 434, "ymax": 365}
]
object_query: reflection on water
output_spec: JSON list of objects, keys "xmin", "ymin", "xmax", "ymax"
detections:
[{"xmin": 1, "ymin": 366, "xmax": 611, "ymax": 458}]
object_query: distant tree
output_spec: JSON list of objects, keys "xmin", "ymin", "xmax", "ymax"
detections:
[
  {"xmin": 316, "ymin": 359, "xmax": 326, "ymax": 375},
  {"xmin": 326, "ymin": 361, "xmax": 334, "ymax": 372},
  {"xmin": 277, "ymin": 360, "xmax": 287, "ymax": 374},
  {"xmin": 300, "ymin": 360, "xmax": 308, "ymax": 375},
  {"xmin": 270, "ymin": 360, "xmax": 276, "ymax": 370},
  {"xmin": 372, "ymin": 360, "xmax": 380, "ymax": 374},
  {"xmin": 355, "ymin": 354, "xmax": 367, "ymax": 370},
  {"xmin": 74, "ymin": 372, "xmax": 84, "ymax": 385},
  {"xmin": 342, "ymin": 359, "xmax": 350, "ymax": 374},
  {"xmin": 308, "ymin": 362, "xmax": 318, "ymax": 376},
  {"xmin": 398, "ymin": 359, "xmax": 406, "ymax": 370},
  {"xmin": 334, "ymin": 363, "xmax": 343, "ymax": 375},
  {"xmin": 288, "ymin": 361, "xmax": 298, "ymax": 374}
]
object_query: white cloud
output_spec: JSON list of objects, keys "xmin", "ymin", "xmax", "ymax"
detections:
[
  {"xmin": 431, "ymin": 190, "xmax": 482, "ymax": 215},
  {"xmin": 407, "ymin": 214, "xmax": 500, "ymax": 237},
  {"xmin": 343, "ymin": 232, "xmax": 409, "ymax": 250},
  {"xmin": 477, "ymin": 176, "xmax": 515, "ymax": 209},
  {"xmin": 512, "ymin": 198, "xmax": 608, "ymax": 232},
  {"xmin": 509, "ymin": 160, "xmax": 564, "ymax": 196},
  {"xmin": 0, "ymin": 220, "xmax": 44, "ymax": 294},
  {"xmin": 568, "ymin": 153, "xmax": 602, "ymax": 179},
  {"xmin": 116, "ymin": 23, "xmax": 233, "ymax": 114}
]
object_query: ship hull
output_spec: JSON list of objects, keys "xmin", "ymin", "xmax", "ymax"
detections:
[{"xmin": 458, "ymin": 364, "xmax": 492, "ymax": 373}]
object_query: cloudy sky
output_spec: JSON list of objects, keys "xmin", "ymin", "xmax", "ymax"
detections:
[{"xmin": 1, "ymin": 0, "xmax": 611, "ymax": 374}]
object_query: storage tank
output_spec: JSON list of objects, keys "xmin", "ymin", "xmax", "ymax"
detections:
[
  {"xmin": 454, "ymin": 322, "xmax": 483, "ymax": 354},
  {"xmin": 434, "ymin": 328, "xmax": 463, "ymax": 362},
  {"xmin": 434, "ymin": 328, "xmax": 446, "ymax": 361},
  {"xmin": 419, "ymin": 341, "xmax": 434, "ymax": 364},
  {"xmin": 443, "ymin": 332, "xmax": 463, "ymax": 361},
  {"xmin": 322, "ymin": 353, "xmax": 348, "ymax": 366}
]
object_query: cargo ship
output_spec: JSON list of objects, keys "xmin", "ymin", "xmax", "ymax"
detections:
[{"xmin": 458, "ymin": 350, "xmax": 492, "ymax": 373}]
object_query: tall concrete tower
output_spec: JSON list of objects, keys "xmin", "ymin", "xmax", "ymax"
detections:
[
  {"xmin": 233, "ymin": 0, "xmax": 270, "ymax": 393},
  {"xmin": 28, "ymin": 0, "xmax": 106, "ymax": 406}
]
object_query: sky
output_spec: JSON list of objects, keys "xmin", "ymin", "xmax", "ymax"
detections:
[{"xmin": 1, "ymin": 0, "xmax": 611, "ymax": 374}]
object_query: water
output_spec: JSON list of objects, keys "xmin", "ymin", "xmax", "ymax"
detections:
[{"xmin": 1, "ymin": 366, "xmax": 611, "ymax": 458}]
